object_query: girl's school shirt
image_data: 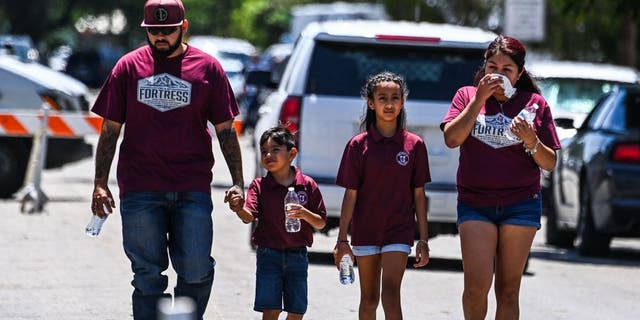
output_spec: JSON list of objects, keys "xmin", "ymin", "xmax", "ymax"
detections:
[{"xmin": 337, "ymin": 126, "xmax": 431, "ymax": 246}]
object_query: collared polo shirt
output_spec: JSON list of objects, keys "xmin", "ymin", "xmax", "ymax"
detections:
[
  {"xmin": 336, "ymin": 127, "xmax": 431, "ymax": 246},
  {"xmin": 245, "ymin": 167, "xmax": 327, "ymax": 249}
]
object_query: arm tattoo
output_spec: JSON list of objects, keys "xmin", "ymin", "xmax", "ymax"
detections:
[
  {"xmin": 217, "ymin": 127, "xmax": 244, "ymax": 188},
  {"xmin": 94, "ymin": 121, "xmax": 121, "ymax": 183}
]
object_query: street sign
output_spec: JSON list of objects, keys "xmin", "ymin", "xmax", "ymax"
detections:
[{"xmin": 504, "ymin": 0, "xmax": 546, "ymax": 42}]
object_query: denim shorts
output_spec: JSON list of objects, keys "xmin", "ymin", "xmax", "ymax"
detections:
[
  {"xmin": 254, "ymin": 246, "xmax": 308, "ymax": 314},
  {"xmin": 457, "ymin": 193, "xmax": 542, "ymax": 229},
  {"xmin": 352, "ymin": 243, "xmax": 412, "ymax": 256}
]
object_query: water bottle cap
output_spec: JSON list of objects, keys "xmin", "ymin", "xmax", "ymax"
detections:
[{"xmin": 288, "ymin": 187, "xmax": 294, "ymax": 191}]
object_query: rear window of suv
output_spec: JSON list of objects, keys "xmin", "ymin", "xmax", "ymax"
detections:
[{"xmin": 305, "ymin": 40, "xmax": 484, "ymax": 101}]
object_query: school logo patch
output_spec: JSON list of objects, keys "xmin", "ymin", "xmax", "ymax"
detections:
[
  {"xmin": 472, "ymin": 113, "xmax": 521, "ymax": 149},
  {"xmin": 138, "ymin": 73, "xmax": 192, "ymax": 112},
  {"xmin": 296, "ymin": 191, "xmax": 309, "ymax": 206},
  {"xmin": 396, "ymin": 151, "xmax": 410, "ymax": 166}
]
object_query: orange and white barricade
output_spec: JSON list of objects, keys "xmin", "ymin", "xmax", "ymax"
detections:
[
  {"xmin": 0, "ymin": 109, "xmax": 102, "ymax": 138},
  {"xmin": 0, "ymin": 105, "xmax": 102, "ymax": 213}
]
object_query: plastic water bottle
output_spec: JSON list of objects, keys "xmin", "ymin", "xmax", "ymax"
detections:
[
  {"xmin": 506, "ymin": 103, "xmax": 539, "ymax": 141},
  {"xmin": 284, "ymin": 187, "xmax": 301, "ymax": 232},
  {"xmin": 339, "ymin": 254, "xmax": 355, "ymax": 285},
  {"xmin": 85, "ymin": 214, "xmax": 108, "ymax": 237},
  {"xmin": 85, "ymin": 199, "xmax": 111, "ymax": 237}
]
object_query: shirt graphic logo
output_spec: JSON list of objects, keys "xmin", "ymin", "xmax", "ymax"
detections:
[
  {"xmin": 154, "ymin": 7, "xmax": 169, "ymax": 22},
  {"xmin": 138, "ymin": 73, "xmax": 192, "ymax": 112},
  {"xmin": 472, "ymin": 113, "xmax": 520, "ymax": 149},
  {"xmin": 396, "ymin": 151, "xmax": 410, "ymax": 166},
  {"xmin": 296, "ymin": 191, "xmax": 309, "ymax": 206}
]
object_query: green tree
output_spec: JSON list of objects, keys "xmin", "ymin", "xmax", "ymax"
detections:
[{"xmin": 540, "ymin": 0, "xmax": 639, "ymax": 67}]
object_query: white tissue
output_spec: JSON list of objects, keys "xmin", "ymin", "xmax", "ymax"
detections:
[{"xmin": 492, "ymin": 74, "xmax": 516, "ymax": 98}]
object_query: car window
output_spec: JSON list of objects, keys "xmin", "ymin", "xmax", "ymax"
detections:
[
  {"xmin": 593, "ymin": 89, "xmax": 640, "ymax": 131},
  {"xmin": 624, "ymin": 90, "xmax": 640, "ymax": 129},
  {"xmin": 305, "ymin": 40, "xmax": 483, "ymax": 101},
  {"xmin": 589, "ymin": 92, "xmax": 621, "ymax": 130},
  {"xmin": 538, "ymin": 78, "xmax": 619, "ymax": 114}
]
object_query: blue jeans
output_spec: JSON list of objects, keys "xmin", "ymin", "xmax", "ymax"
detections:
[
  {"xmin": 254, "ymin": 247, "xmax": 309, "ymax": 314},
  {"xmin": 120, "ymin": 192, "xmax": 215, "ymax": 320}
]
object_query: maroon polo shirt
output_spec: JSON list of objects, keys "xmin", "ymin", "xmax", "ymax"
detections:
[
  {"xmin": 245, "ymin": 167, "xmax": 327, "ymax": 249},
  {"xmin": 91, "ymin": 45, "xmax": 238, "ymax": 195},
  {"xmin": 441, "ymin": 86, "xmax": 561, "ymax": 207},
  {"xmin": 336, "ymin": 127, "xmax": 431, "ymax": 246}
]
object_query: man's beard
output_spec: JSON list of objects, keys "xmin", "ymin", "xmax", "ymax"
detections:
[{"xmin": 147, "ymin": 30, "xmax": 183, "ymax": 57}]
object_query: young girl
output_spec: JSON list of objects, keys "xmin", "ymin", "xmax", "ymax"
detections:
[
  {"xmin": 227, "ymin": 126, "xmax": 327, "ymax": 320},
  {"xmin": 441, "ymin": 35, "xmax": 561, "ymax": 319},
  {"xmin": 333, "ymin": 71, "xmax": 431, "ymax": 319}
]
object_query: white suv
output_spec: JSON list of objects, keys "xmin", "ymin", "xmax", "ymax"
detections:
[{"xmin": 252, "ymin": 20, "xmax": 496, "ymax": 236}]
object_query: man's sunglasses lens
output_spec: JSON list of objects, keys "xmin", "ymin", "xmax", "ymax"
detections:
[{"xmin": 147, "ymin": 27, "xmax": 178, "ymax": 35}]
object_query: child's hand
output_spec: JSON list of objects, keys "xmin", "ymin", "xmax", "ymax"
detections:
[
  {"xmin": 227, "ymin": 192, "xmax": 245, "ymax": 213},
  {"xmin": 285, "ymin": 203, "xmax": 308, "ymax": 219},
  {"xmin": 413, "ymin": 240, "xmax": 430, "ymax": 268}
]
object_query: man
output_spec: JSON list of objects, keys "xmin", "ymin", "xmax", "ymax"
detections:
[{"xmin": 89, "ymin": 0, "xmax": 244, "ymax": 319}]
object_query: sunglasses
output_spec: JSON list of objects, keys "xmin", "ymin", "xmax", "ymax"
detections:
[{"xmin": 146, "ymin": 26, "xmax": 178, "ymax": 36}]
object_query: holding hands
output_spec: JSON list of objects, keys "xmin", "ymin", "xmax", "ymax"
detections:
[{"xmin": 224, "ymin": 185, "xmax": 245, "ymax": 213}]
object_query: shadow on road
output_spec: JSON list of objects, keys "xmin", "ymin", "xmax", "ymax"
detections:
[
  {"xmin": 308, "ymin": 251, "xmax": 464, "ymax": 272},
  {"xmin": 530, "ymin": 246, "xmax": 640, "ymax": 267}
]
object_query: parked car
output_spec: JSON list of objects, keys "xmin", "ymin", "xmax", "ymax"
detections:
[
  {"xmin": 64, "ymin": 46, "xmax": 123, "ymax": 88},
  {"xmin": 188, "ymin": 35, "xmax": 257, "ymax": 68},
  {"xmin": 0, "ymin": 55, "xmax": 93, "ymax": 197},
  {"xmin": 217, "ymin": 57, "xmax": 246, "ymax": 99},
  {"xmin": 0, "ymin": 55, "xmax": 89, "ymax": 111},
  {"xmin": 527, "ymin": 60, "xmax": 640, "ymax": 141},
  {"xmin": 546, "ymin": 84, "xmax": 640, "ymax": 256},
  {"xmin": 0, "ymin": 34, "xmax": 39, "ymax": 63},
  {"xmin": 250, "ymin": 19, "xmax": 497, "ymax": 236},
  {"xmin": 528, "ymin": 61, "xmax": 640, "ymax": 219}
]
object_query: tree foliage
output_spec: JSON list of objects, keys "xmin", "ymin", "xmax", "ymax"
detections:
[{"xmin": 0, "ymin": 0, "xmax": 638, "ymax": 67}]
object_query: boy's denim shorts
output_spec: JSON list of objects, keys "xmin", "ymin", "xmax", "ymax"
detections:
[
  {"xmin": 254, "ymin": 246, "xmax": 308, "ymax": 314},
  {"xmin": 352, "ymin": 243, "xmax": 412, "ymax": 256},
  {"xmin": 457, "ymin": 193, "xmax": 542, "ymax": 229}
]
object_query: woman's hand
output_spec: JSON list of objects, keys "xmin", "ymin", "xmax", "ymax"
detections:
[
  {"xmin": 476, "ymin": 74, "xmax": 502, "ymax": 102},
  {"xmin": 510, "ymin": 115, "xmax": 537, "ymax": 145}
]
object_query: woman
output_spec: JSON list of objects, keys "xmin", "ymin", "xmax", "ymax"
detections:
[{"xmin": 441, "ymin": 35, "xmax": 561, "ymax": 319}]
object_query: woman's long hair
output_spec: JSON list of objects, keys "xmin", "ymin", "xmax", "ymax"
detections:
[
  {"xmin": 473, "ymin": 35, "xmax": 540, "ymax": 94},
  {"xmin": 360, "ymin": 71, "xmax": 408, "ymax": 132}
]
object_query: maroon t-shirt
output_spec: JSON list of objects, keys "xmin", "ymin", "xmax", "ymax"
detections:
[
  {"xmin": 336, "ymin": 127, "xmax": 431, "ymax": 246},
  {"xmin": 91, "ymin": 45, "xmax": 238, "ymax": 195},
  {"xmin": 245, "ymin": 167, "xmax": 327, "ymax": 249},
  {"xmin": 441, "ymin": 86, "xmax": 561, "ymax": 207}
]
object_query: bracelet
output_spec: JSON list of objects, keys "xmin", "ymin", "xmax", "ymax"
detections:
[
  {"xmin": 524, "ymin": 138, "xmax": 540, "ymax": 156},
  {"xmin": 417, "ymin": 239, "xmax": 429, "ymax": 247},
  {"xmin": 337, "ymin": 239, "xmax": 349, "ymax": 244}
]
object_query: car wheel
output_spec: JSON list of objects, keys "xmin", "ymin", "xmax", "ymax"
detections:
[
  {"xmin": 0, "ymin": 142, "xmax": 28, "ymax": 198},
  {"xmin": 545, "ymin": 203, "xmax": 576, "ymax": 248},
  {"xmin": 575, "ymin": 179, "xmax": 611, "ymax": 256}
]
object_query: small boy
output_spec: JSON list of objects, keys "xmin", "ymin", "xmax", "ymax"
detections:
[{"xmin": 227, "ymin": 126, "xmax": 327, "ymax": 320}]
